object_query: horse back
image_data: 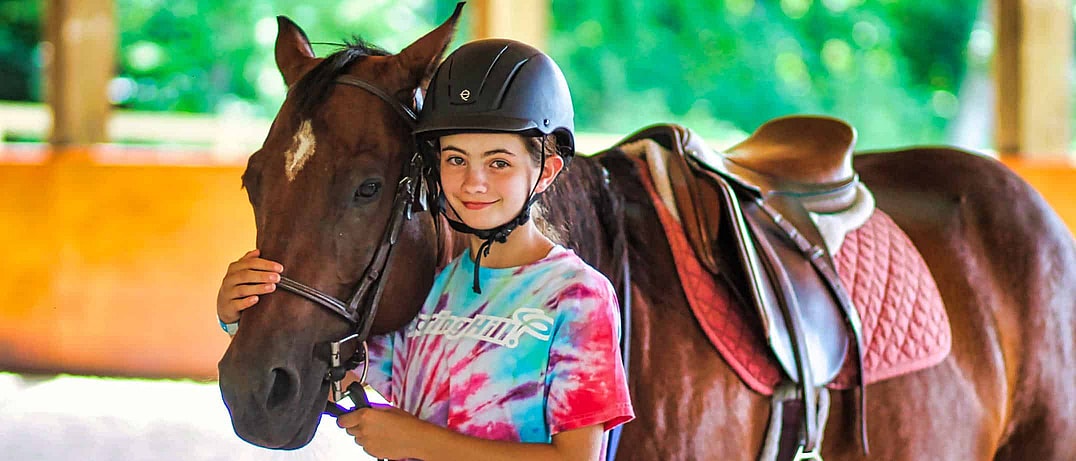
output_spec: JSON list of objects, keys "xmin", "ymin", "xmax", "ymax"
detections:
[{"xmin": 856, "ymin": 147, "xmax": 1076, "ymax": 459}]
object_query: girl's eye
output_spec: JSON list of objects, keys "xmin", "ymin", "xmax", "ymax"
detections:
[
  {"xmin": 490, "ymin": 159, "xmax": 510, "ymax": 169},
  {"xmin": 445, "ymin": 156, "xmax": 464, "ymax": 166}
]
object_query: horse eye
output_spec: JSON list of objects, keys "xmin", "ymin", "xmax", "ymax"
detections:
[{"xmin": 355, "ymin": 180, "xmax": 382, "ymax": 200}]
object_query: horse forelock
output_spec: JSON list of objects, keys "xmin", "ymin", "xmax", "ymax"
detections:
[
  {"xmin": 289, "ymin": 38, "xmax": 390, "ymax": 121},
  {"xmin": 266, "ymin": 37, "xmax": 418, "ymax": 186}
]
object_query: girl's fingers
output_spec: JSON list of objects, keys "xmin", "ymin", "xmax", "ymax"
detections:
[
  {"xmin": 221, "ymin": 297, "xmax": 258, "ymax": 322},
  {"xmin": 235, "ymin": 296, "xmax": 259, "ymax": 311},
  {"xmin": 223, "ymin": 265, "xmax": 283, "ymax": 289},
  {"xmin": 233, "ymin": 283, "xmax": 276, "ymax": 299},
  {"xmin": 234, "ymin": 270, "xmax": 281, "ymax": 285},
  {"xmin": 230, "ymin": 258, "xmax": 284, "ymax": 274},
  {"xmin": 229, "ymin": 250, "xmax": 259, "ymax": 271}
]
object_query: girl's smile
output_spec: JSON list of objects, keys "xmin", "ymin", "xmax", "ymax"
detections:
[{"xmin": 462, "ymin": 200, "xmax": 498, "ymax": 210}]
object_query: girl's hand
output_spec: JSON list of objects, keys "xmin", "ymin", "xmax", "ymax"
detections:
[
  {"xmin": 337, "ymin": 404, "xmax": 429, "ymax": 460},
  {"xmin": 216, "ymin": 249, "xmax": 283, "ymax": 324}
]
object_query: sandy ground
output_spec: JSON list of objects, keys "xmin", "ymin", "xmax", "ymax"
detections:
[{"xmin": 0, "ymin": 372, "xmax": 374, "ymax": 461}]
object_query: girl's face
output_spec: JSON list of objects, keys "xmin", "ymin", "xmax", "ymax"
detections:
[{"xmin": 438, "ymin": 132, "xmax": 563, "ymax": 230}]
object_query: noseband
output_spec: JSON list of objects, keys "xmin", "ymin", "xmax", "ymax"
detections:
[{"xmin": 274, "ymin": 75, "xmax": 429, "ymax": 416}]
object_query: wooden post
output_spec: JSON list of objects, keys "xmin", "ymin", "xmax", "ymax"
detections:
[
  {"xmin": 994, "ymin": 0, "xmax": 1073, "ymax": 161},
  {"xmin": 470, "ymin": 0, "xmax": 549, "ymax": 50},
  {"xmin": 45, "ymin": 0, "xmax": 115, "ymax": 147}
]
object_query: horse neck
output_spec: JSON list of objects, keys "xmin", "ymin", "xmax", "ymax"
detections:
[{"xmin": 542, "ymin": 155, "xmax": 628, "ymax": 286}]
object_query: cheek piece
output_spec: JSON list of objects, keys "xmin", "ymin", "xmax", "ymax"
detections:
[{"xmin": 436, "ymin": 142, "xmax": 549, "ymax": 294}]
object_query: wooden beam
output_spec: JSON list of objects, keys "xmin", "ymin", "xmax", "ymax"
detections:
[
  {"xmin": 470, "ymin": 0, "xmax": 549, "ymax": 50},
  {"xmin": 45, "ymin": 0, "xmax": 115, "ymax": 146},
  {"xmin": 994, "ymin": 0, "xmax": 1073, "ymax": 161}
]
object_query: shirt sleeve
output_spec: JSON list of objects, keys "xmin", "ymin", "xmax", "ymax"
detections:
[
  {"xmin": 544, "ymin": 276, "xmax": 635, "ymax": 435},
  {"xmin": 360, "ymin": 332, "xmax": 396, "ymax": 404}
]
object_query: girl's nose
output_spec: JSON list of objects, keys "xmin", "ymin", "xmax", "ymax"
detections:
[{"xmin": 461, "ymin": 166, "xmax": 487, "ymax": 194}]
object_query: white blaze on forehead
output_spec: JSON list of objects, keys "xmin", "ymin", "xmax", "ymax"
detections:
[{"xmin": 284, "ymin": 119, "xmax": 316, "ymax": 182}]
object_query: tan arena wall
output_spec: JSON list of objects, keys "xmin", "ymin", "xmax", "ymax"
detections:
[{"xmin": 0, "ymin": 149, "xmax": 1072, "ymax": 379}]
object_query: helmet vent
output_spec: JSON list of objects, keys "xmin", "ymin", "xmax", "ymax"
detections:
[{"xmin": 476, "ymin": 44, "xmax": 510, "ymax": 97}]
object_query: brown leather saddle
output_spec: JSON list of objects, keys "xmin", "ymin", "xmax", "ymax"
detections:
[{"xmin": 614, "ymin": 116, "xmax": 868, "ymax": 460}]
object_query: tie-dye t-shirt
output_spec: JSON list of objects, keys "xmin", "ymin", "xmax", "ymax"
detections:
[{"xmin": 362, "ymin": 244, "xmax": 634, "ymax": 444}]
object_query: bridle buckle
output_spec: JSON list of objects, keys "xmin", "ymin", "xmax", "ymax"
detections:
[
  {"xmin": 793, "ymin": 445, "xmax": 823, "ymax": 461},
  {"xmin": 323, "ymin": 334, "xmax": 374, "ymax": 418}
]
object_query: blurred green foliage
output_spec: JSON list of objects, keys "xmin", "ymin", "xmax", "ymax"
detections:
[
  {"xmin": 111, "ymin": 0, "xmax": 467, "ymax": 117},
  {"xmin": 0, "ymin": 0, "xmax": 983, "ymax": 148},
  {"xmin": 552, "ymin": 0, "xmax": 982, "ymax": 147},
  {"xmin": 0, "ymin": 0, "xmax": 41, "ymax": 101}
]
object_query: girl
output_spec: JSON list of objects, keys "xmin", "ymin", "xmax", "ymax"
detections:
[{"xmin": 217, "ymin": 39, "xmax": 633, "ymax": 461}]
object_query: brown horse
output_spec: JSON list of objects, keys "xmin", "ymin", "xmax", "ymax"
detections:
[{"xmin": 217, "ymin": 9, "xmax": 1076, "ymax": 460}]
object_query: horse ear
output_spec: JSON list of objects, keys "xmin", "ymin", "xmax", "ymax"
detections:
[
  {"xmin": 394, "ymin": 2, "xmax": 465, "ymax": 90},
  {"xmin": 275, "ymin": 16, "xmax": 316, "ymax": 87}
]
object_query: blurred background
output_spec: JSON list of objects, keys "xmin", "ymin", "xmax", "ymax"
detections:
[{"xmin": 1, "ymin": 0, "xmax": 1074, "ymax": 459}]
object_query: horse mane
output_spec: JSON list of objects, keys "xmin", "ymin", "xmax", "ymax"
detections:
[
  {"xmin": 540, "ymin": 154, "xmax": 631, "ymax": 292},
  {"xmin": 291, "ymin": 37, "xmax": 390, "ymax": 120}
]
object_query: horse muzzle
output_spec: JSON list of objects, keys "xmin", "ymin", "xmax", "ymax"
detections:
[{"xmin": 217, "ymin": 343, "xmax": 326, "ymax": 449}]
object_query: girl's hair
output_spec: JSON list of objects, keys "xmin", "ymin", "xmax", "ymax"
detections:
[
  {"xmin": 521, "ymin": 134, "xmax": 566, "ymax": 244},
  {"xmin": 522, "ymin": 134, "xmax": 565, "ymax": 165}
]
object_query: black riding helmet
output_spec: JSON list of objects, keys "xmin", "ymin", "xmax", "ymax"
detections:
[
  {"xmin": 414, "ymin": 38, "xmax": 574, "ymax": 157},
  {"xmin": 414, "ymin": 38, "xmax": 575, "ymax": 294}
]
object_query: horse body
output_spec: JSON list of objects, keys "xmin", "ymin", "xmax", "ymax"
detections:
[
  {"xmin": 587, "ymin": 147, "xmax": 1076, "ymax": 459},
  {"xmin": 217, "ymin": 9, "xmax": 1076, "ymax": 459}
]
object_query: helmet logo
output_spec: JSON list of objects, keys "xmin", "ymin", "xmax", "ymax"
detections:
[{"xmin": 459, "ymin": 89, "xmax": 471, "ymax": 101}]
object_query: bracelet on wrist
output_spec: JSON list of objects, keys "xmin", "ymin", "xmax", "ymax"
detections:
[{"xmin": 219, "ymin": 317, "xmax": 240, "ymax": 336}]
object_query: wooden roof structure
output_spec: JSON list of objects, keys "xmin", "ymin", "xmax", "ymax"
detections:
[{"xmin": 43, "ymin": 0, "xmax": 1074, "ymax": 160}]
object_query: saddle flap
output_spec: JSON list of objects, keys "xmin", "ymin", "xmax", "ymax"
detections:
[
  {"xmin": 744, "ymin": 198, "xmax": 851, "ymax": 387},
  {"xmin": 703, "ymin": 167, "xmax": 851, "ymax": 387},
  {"xmin": 615, "ymin": 124, "xmax": 724, "ymax": 275}
]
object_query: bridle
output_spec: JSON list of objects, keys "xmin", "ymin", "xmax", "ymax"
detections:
[{"xmin": 274, "ymin": 74, "xmax": 431, "ymax": 416}]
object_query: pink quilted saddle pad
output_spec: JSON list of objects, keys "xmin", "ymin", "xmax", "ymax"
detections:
[{"xmin": 635, "ymin": 160, "xmax": 951, "ymax": 394}]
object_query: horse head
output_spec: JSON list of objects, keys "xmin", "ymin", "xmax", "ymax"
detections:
[{"xmin": 217, "ymin": 7, "xmax": 462, "ymax": 449}]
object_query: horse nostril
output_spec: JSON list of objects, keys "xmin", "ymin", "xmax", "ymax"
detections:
[{"xmin": 266, "ymin": 367, "xmax": 295, "ymax": 410}]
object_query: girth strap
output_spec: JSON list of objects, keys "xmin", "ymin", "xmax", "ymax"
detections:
[{"xmin": 759, "ymin": 382, "xmax": 831, "ymax": 461}]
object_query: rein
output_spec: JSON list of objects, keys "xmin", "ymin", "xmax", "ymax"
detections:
[{"xmin": 274, "ymin": 75, "xmax": 430, "ymax": 418}]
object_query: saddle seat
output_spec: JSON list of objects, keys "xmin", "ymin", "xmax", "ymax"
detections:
[
  {"xmin": 724, "ymin": 115, "xmax": 857, "ymax": 189},
  {"xmin": 703, "ymin": 115, "xmax": 860, "ymax": 214}
]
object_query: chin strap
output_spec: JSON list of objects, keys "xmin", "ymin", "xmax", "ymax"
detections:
[{"xmin": 441, "ymin": 194, "xmax": 540, "ymax": 293}]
